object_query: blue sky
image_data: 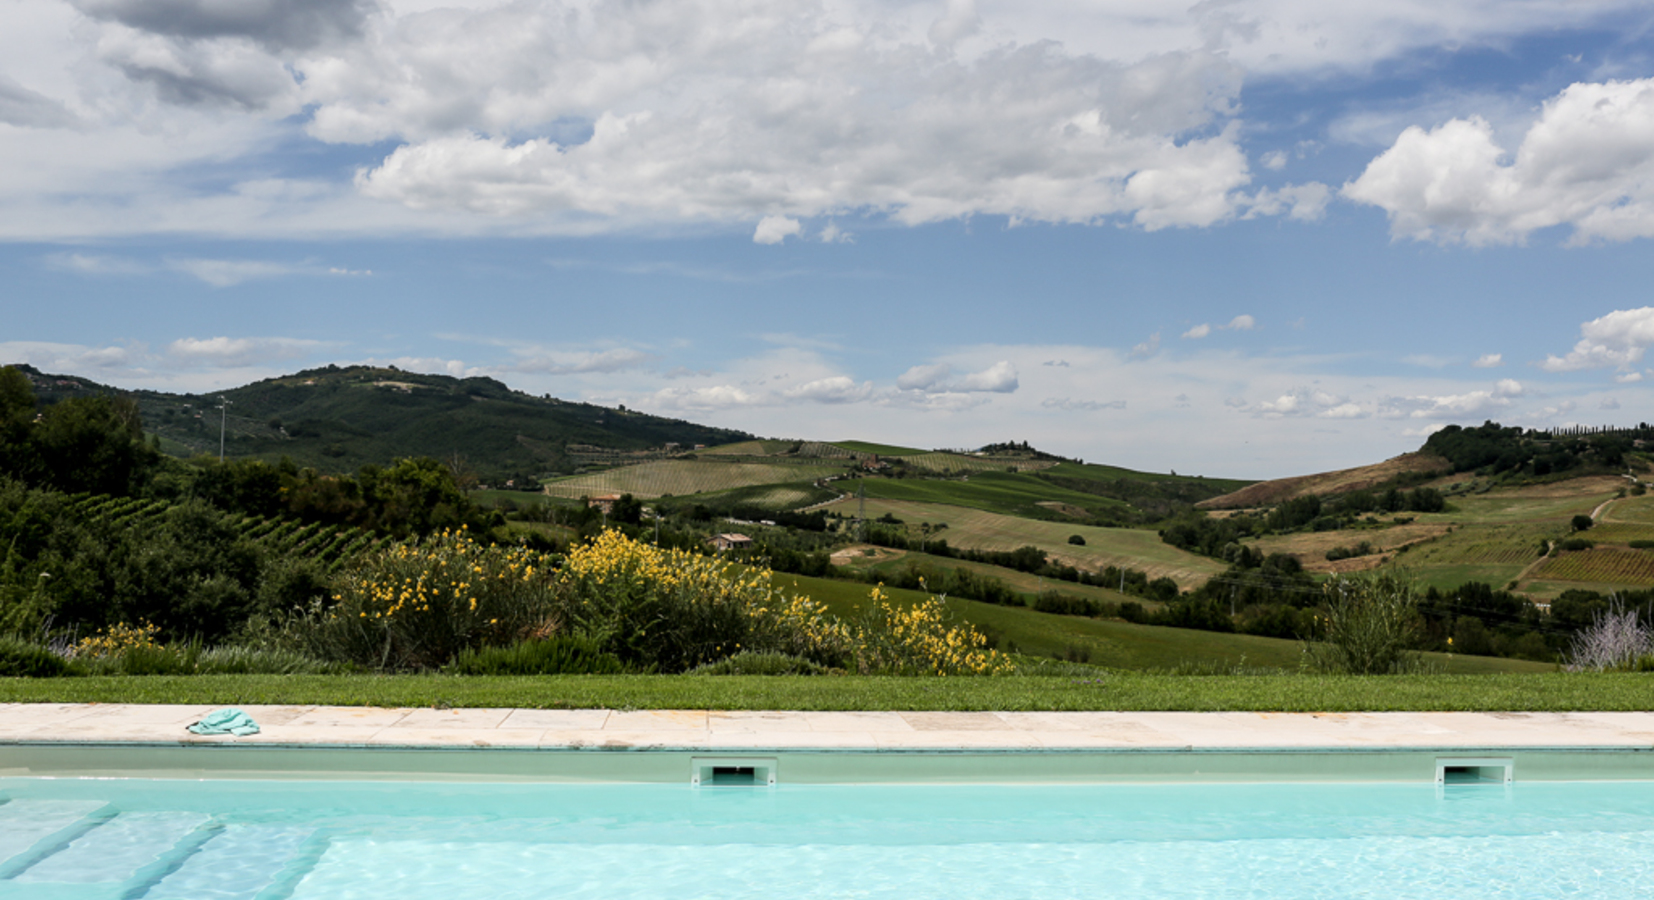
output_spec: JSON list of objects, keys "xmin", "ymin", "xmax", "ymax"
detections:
[{"xmin": 6, "ymin": 1, "xmax": 1654, "ymax": 478}]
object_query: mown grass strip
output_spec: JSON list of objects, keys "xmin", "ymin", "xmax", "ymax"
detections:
[{"xmin": 0, "ymin": 673, "xmax": 1649, "ymax": 712}]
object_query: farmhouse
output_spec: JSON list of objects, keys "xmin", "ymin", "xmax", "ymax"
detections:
[
  {"xmin": 586, "ymin": 493, "xmax": 623, "ymax": 513},
  {"xmin": 710, "ymin": 533, "xmax": 754, "ymax": 552}
]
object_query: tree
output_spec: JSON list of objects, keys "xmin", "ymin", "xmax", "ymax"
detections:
[{"xmin": 1572, "ymin": 514, "xmax": 1595, "ymax": 532}]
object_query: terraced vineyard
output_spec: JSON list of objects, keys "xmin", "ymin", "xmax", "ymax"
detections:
[
  {"xmin": 543, "ymin": 459, "xmax": 851, "ymax": 500},
  {"xmin": 63, "ymin": 493, "xmax": 388, "ymax": 572},
  {"xmin": 900, "ymin": 452, "xmax": 1059, "ymax": 475},
  {"xmin": 1528, "ymin": 548, "xmax": 1654, "ymax": 587}
]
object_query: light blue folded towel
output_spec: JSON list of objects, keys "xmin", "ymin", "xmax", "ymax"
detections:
[{"xmin": 188, "ymin": 708, "xmax": 260, "ymax": 736}]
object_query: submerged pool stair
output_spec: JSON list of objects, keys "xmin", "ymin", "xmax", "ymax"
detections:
[{"xmin": 0, "ymin": 797, "xmax": 320, "ymax": 900}]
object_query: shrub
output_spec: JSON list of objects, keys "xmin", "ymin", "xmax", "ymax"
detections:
[
  {"xmin": 448, "ymin": 636, "xmax": 625, "ymax": 675},
  {"xmin": 847, "ymin": 586, "xmax": 1014, "ymax": 676},
  {"xmin": 1572, "ymin": 514, "xmax": 1595, "ymax": 532},
  {"xmin": 287, "ymin": 527, "xmax": 557, "ymax": 670},
  {"xmin": 1565, "ymin": 600, "xmax": 1653, "ymax": 672},
  {"xmin": 0, "ymin": 635, "xmax": 73, "ymax": 677},
  {"xmin": 1630, "ymin": 540, "xmax": 1654, "ymax": 550},
  {"xmin": 1067, "ymin": 534, "xmax": 1086, "ymax": 546},
  {"xmin": 554, "ymin": 529, "xmax": 850, "ymax": 672},
  {"xmin": 1559, "ymin": 537, "xmax": 1595, "ymax": 552},
  {"xmin": 1305, "ymin": 572, "xmax": 1424, "ymax": 675},
  {"xmin": 688, "ymin": 651, "xmax": 827, "ymax": 675}
]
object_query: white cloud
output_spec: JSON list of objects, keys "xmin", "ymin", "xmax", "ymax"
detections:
[
  {"xmin": 1042, "ymin": 397, "xmax": 1126, "ymax": 411},
  {"xmin": 1618, "ymin": 371, "xmax": 1645, "ymax": 383},
  {"xmin": 1225, "ymin": 314, "xmax": 1256, "ymax": 331},
  {"xmin": 895, "ymin": 360, "xmax": 1018, "ymax": 394},
  {"xmin": 1473, "ymin": 353, "xmax": 1503, "ymax": 368},
  {"xmin": 1602, "ymin": 397, "xmax": 1622, "ymax": 410},
  {"xmin": 44, "ymin": 252, "xmax": 151, "ymax": 275},
  {"xmin": 498, "ymin": 347, "xmax": 656, "ymax": 376},
  {"xmin": 753, "ymin": 216, "xmax": 801, "ymax": 245},
  {"xmin": 1181, "ymin": 323, "xmax": 1212, "ymax": 340},
  {"xmin": 1260, "ymin": 150, "xmax": 1287, "ymax": 171},
  {"xmin": 784, "ymin": 376, "xmax": 874, "ymax": 404},
  {"xmin": 1128, "ymin": 332, "xmax": 1161, "ymax": 360},
  {"xmin": 167, "ymin": 335, "xmax": 323, "ymax": 367},
  {"xmin": 1542, "ymin": 306, "xmax": 1654, "ymax": 372},
  {"xmin": 167, "ymin": 257, "xmax": 303, "ymax": 286},
  {"xmin": 0, "ymin": 340, "xmax": 146, "ymax": 372},
  {"xmin": 1345, "ymin": 78, "xmax": 1654, "ymax": 245}
]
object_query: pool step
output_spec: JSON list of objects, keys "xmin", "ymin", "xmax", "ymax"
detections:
[
  {"xmin": 142, "ymin": 824, "xmax": 314, "ymax": 900},
  {"xmin": 15, "ymin": 810, "xmax": 210, "ymax": 886},
  {"xmin": 0, "ymin": 799, "xmax": 109, "ymax": 876}
]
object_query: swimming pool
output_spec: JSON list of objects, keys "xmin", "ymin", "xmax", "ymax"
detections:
[{"xmin": 4, "ymin": 775, "xmax": 1653, "ymax": 899}]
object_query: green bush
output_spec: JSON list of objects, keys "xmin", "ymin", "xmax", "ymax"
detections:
[
  {"xmin": 1630, "ymin": 540, "xmax": 1654, "ymax": 550},
  {"xmin": 448, "ymin": 636, "xmax": 625, "ymax": 675},
  {"xmin": 1305, "ymin": 571, "xmax": 1425, "ymax": 675},
  {"xmin": 687, "ymin": 651, "xmax": 827, "ymax": 675},
  {"xmin": 285, "ymin": 528, "xmax": 558, "ymax": 670},
  {"xmin": 1559, "ymin": 537, "xmax": 1596, "ymax": 552},
  {"xmin": 0, "ymin": 636, "xmax": 74, "ymax": 677}
]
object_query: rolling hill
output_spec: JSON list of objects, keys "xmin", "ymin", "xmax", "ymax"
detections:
[{"xmin": 12, "ymin": 363, "xmax": 753, "ymax": 481}]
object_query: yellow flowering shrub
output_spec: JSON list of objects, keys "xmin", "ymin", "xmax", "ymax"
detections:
[
  {"xmin": 850, "ymin": 585, "xmax": 1014, "ymax": 676},
  {"xmin": 290, "ymin": 527, "xmax": 557, "ymax": 670},
  {"xmin": 556, "ymin": 529, "xmax": 850, "ymax": 671},
  {"xmin": 71, "ymin": 621, "xmax": 162, "ymax": 659}
]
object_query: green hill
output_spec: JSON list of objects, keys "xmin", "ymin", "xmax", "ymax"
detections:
[{"xmin": 12, "ymin": 364, "xmax": 752, "ymax": 482}]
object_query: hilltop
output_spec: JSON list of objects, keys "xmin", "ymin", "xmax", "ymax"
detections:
[{"xmin": 11, "ymin": 363, "xmax": 752, "ymax": 483}]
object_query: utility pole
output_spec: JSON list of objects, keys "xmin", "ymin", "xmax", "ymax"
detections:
[{"xmin": 217, "ymin": 398, "xmax": 232, "ymax": 461}]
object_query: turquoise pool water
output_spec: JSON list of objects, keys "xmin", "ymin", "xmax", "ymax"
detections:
[{"xmin": 2, "ymin": 777, "xmax": 1652, "ymax": 899}]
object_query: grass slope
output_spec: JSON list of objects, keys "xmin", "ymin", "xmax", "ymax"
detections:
[
  {"xmin": 774, "ymin": 573, "xmax": 1542, "ymax": 673},
  {"xmin": 827, "ymin": 497, "xmax": 1225, "ymax": 586},
  {"xmin": 858, "ymin": 471, "xmax": 1131, "ymax": 520},
  {"xmin": 544, "ymin": 460, "xmax": 848, "ymax": 500}
]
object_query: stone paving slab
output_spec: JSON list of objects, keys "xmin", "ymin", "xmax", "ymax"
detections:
[{"xmin": 3, "ymin": 704, "xmax": 1654, "ymax": 752}]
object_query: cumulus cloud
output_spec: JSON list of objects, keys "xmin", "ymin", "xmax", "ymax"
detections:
[
  {"xmin": 1379, "ymin": 378, "xmax": 1525, "ymax": 420},
  {"xmin": 1602, "ymin": 397, "xmax": 1622, "ymax": 410},
  {"xmin": 1473, "ymin": 353, "xmax": 1503, "ymax": 368},
  {"xmin": 895, "ymin": 360, "xmax": 1018, "ymax": 394},
  {"xmin": 1542, "ymin": 307, "xmax": 1654, "ymax": 372},
  {"xmin": 0, "ymin": 340, "xmax": 147, "ymax": 372},
  {"xmin": 784, "ymin": 376, "xmax": 874, "ymax": 404},
  {"xmin": 753, "ymin": 216, "xmax": 802, "ymax": 245},
  {"xmin": 1345, "ymin": 78, "xmax": 1654, "ymax": 245},
  {"xmin": 167, "ymin": 335, "xmax": 322, "ymax": 367},
  {"xmin": 1618, "ymin": 371, "xmax": 1646, "ymax": 384},
  {"xmin": 1129, "ymin": 332, "xmax": 1161, "ymax": 360},
  {"xmin": 72, "ymin": 0, "xmax": 375, "ymax": 52},
  {"xmin": 1182, "ymin": 315, "xmax": 1254, "ymax": 340},
  {"xmin": 334, "ymin": 1, "xmax": 1304, "ymax": 234}
]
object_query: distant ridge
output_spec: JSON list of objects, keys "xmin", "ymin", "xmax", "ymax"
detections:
[
  {"xmin": 1195, "ymin": 452, "xmax": 1449, "ymax": 510},
  {"xmin": 7, "ymin": 363, "xmax": 753, "ymax": 481}
]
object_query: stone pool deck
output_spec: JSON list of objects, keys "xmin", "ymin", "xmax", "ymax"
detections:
[{"xmin": 4, "ymin": 704, "xmax": 1654, "ymax": 752}]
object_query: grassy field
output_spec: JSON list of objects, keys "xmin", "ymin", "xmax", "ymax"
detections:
[
  {"xmin": 1044, "ymin": 461, "xmax": 1251, "ymax": 492},
  {"xmin": 16, "ymin": 671, "xmax": 1650, "ymax": 711},
  {"xmin": 772, "ymin": 572, "xmax": 1543, "ymax": 673},
  {"xmin": 544, "ymin": 459, "xmax": 849, "ymax": 500},
  {"xmin": 856, "ymin": 471, "xmax": 1130, "ymax": 519},
  {"xmin": 824, "ymin": 497, "xmax": 1224, "ymax": 587},
  {"xmin": 900, "ymin": 453, "xmax": 1059, "ymax": 475},
  {"xmin": 835, "ymin": 548, "xmax": 1159, "ymax": 608}
]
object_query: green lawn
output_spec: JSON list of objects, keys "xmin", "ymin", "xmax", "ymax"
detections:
[{"xmin": 14, "ymin": 672, "xmax": 1654, "ymax": 711}]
